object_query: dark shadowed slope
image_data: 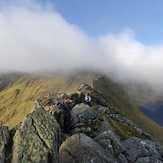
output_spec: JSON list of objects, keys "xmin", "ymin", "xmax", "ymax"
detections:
[{"xmin": 140, "ymin": 100, "xmax": 163, "ymax": 127}]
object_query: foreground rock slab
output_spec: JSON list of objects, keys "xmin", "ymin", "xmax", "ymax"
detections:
[
  {"xmin": 11, "ymin": 108, "xmax": 61, "ymax": 163},
  {"xmin": 0, "ymin": 125, "xmax": 9, "ymax": 163}
]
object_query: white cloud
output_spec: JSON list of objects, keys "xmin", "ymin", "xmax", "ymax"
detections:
[
  {"xmin": 0, "ymin": 1, "xmax": 163, "ymax": 91},
  {"xmin": 97, "ymin": 31, "xmax": 163, "ymax": 86}
]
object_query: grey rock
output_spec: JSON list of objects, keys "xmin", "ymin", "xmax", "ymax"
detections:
[
  {"xmin": 98, "ymin": 106, "xmax": 110, "ymax": 115},
  {"xmin": 121, "ymin": 137, "xmax": 163, "ymax": 162},
  {"xmin": 0, "ymin": 125, "xmax": 9, "ymax": 163},
  {"xmin": 44, "ymin": 104, "xmax": 64, "ymax": 130},
  {"xmin": 135, "ymin": 156, "xmax": 163, "ymax": 163},
  {"xmin": 71, "ymin": 103, "xmax": 99, "ymax": 124},
  {"xmin": 71, "ymin": 103, "xmax": 102, "ymax": 137},
  {"xmin": 94, "ymin": 130, "xmax": 122, "ymax": 155},
  {"xmin": 116, "ymin": 153, "xmax": 128, "ymax": 163},
  {"xmin": 111, "ymin": 114, "xmax": 151, "ymax": 137},
  {"xmin": 32, "ymin": 98, "xmax": 64, "ymax": 131},
  {"xmin": 11, "ymin": 108, "xmax": 61, "ymax": 163},
  {"xmin": 111, "ymin": 114, "xmax": 138, "ymax": 128},
  {"xmin": 92, "ymin": 105, "xmax": 102, "ymax": 110},
  {"xmin": 59, "ymin": 133, "xmax": 117, "ymax": 163}
]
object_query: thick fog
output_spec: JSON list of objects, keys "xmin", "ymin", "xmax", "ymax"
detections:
[{"xmin": 0, "ymin": 1, "xmax": 163, "ymax": 93}]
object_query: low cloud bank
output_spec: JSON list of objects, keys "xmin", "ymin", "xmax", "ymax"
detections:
[{"xmin": 0, "ymin": 1, "xmax": 163, "ymax": 93}]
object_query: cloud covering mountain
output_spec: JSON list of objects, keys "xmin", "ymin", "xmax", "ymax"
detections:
[{"xmin": 0, "ymin": 0, "xmax": 163, "ymax": 91}]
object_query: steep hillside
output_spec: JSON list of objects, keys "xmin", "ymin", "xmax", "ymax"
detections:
[
  {"xmin": 93, "ymin": 75, "xmax": 163, "ymax": 143},
  {"xmin": 0, "ymin": 71, "xmax": 163, "ymax": 144},
  {"xmin": 0, "ymin": 71, "xmax": 99, "ymax": 128}
]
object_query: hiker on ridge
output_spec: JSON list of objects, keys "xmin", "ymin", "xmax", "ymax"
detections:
[
  {"xmin": 63, "ymin": 96, "xmax": 74, "ymax": 110},
  {"xmin": 85, "ymin": 93, "xmax": 91, "ymax": 106},
  {"xmin": 62, "ymin": 96, "xmax": 74, "ymax": 133}
]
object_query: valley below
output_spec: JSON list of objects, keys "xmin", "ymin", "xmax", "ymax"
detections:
[{"xmin": 140, "ymin": 100, "xmax": 163, "ymax": 127}]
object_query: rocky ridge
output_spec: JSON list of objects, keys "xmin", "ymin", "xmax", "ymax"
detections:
[{"xmin": 0, "ymin": 83, "xmax": 163, "ymax": 163}]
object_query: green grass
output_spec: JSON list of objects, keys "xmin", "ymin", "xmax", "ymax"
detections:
[{"xmin": 106, "ymin": 115, "xmax": 151, "ymax": 141}]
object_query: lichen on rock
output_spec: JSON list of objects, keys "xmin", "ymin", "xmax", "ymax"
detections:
[{"xmin": 11, "ymin": 108, "xmax": 61, "ymax": 163}]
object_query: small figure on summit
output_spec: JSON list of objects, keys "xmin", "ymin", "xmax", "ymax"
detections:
[
  {"xmin": 85, "ymin": 93, "xmax": 91, "ymax": 106},
  {"xmin": 63, "ymin": 96, "xmax": 74, "ymax": 110},
  {"xmin": 62, "ymin": 96, "xmax": 74, "ymax": 134}
]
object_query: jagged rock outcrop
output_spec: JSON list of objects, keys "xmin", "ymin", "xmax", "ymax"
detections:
[
  {"xmin": 110, "ymin": 113, "xmax": 152, "ymax": 138},
  {"xmin": 11, "ymin": 108, "xmax": 61, "ymax": 163},
  {"xmin": 0, "ymin": 125, "xmax": 9, "ymax": 163},
  {"xmin": 71, "ymin": 103, "xmax": 104, "ymax": 137},
  {"xmin": 94, "ymin": 129, "xmax": 121, "ymax": 156},
  {"xmin": 121, "ymin": 137, "xmax": 163, "ymax": 163},
  {"xmin": 32, "ymin": 98, "xmax": 65, "ymax": 131},
  {"xmin": 59, "ymin": 133, "xmax": 117, "ymax": 163},
  {"xmin": 70, "ymin": 103, "xmax": 117, "ymax": 140}
]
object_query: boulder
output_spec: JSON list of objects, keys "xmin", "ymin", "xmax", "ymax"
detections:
[
  {"xmin": 11, "ymin": 108, "xmax": 61, "ymax": 163},
  {"xmin": 44, "ymin": 104, "xmax": 64, "ymax": 131},
  {"xmin": 32, "ymin": 99, "xmax": 64, "ymax": 131},
  {"xmin": 121, "ymin": 137, "xmax": 163, "ymax": 162},
  {"xmin": 94, "ymin": 129, "xmax": 122, "ymax": 155},
  {"xmin": 98, "ymin": 106, "xmax": 110, "ymax": 115},
  {"xmin": 116, "ymin": 153, "xmax": 128, "ymax": 163},
  {"xmin": 71, "ymin": 103, "xmax": 103, "ymax": 137},
  {"xmin": 59, "ymin": 133, "xmax": 117, "ymax": 163},
  {"xmin": 0, "ymin": 125, "xmax": 9, "ymax": 163}
]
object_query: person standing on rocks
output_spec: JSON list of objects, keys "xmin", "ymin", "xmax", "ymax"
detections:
[
  {"xmin": 85, "ymin": 93, "xmax": 91, "ymax": 106},
  {"xmin": 63, "ymin": 96, "xmax": 74, "ymax": 134}
]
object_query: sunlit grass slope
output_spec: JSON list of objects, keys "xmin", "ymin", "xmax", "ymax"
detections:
[{"xmin": 0, "ymin": 71, "xmax": 98, "ymax": 128}]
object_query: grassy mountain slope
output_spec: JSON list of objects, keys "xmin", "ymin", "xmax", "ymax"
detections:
[
  {"xmin": 0, "ymin": 72, "xmax": 98, "ymax": 128},
  {"xmin": 93, "ymin": 75, "xmax": 163, "ymax": 143},
  {"xmin": 0, "ymin": 71, "xmax": 163, "ymax": 144}
]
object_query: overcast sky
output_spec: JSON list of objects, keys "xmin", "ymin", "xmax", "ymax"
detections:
[{"xmin": 0, "ymin": 0, "xmax": 163, "ymax": 89}]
